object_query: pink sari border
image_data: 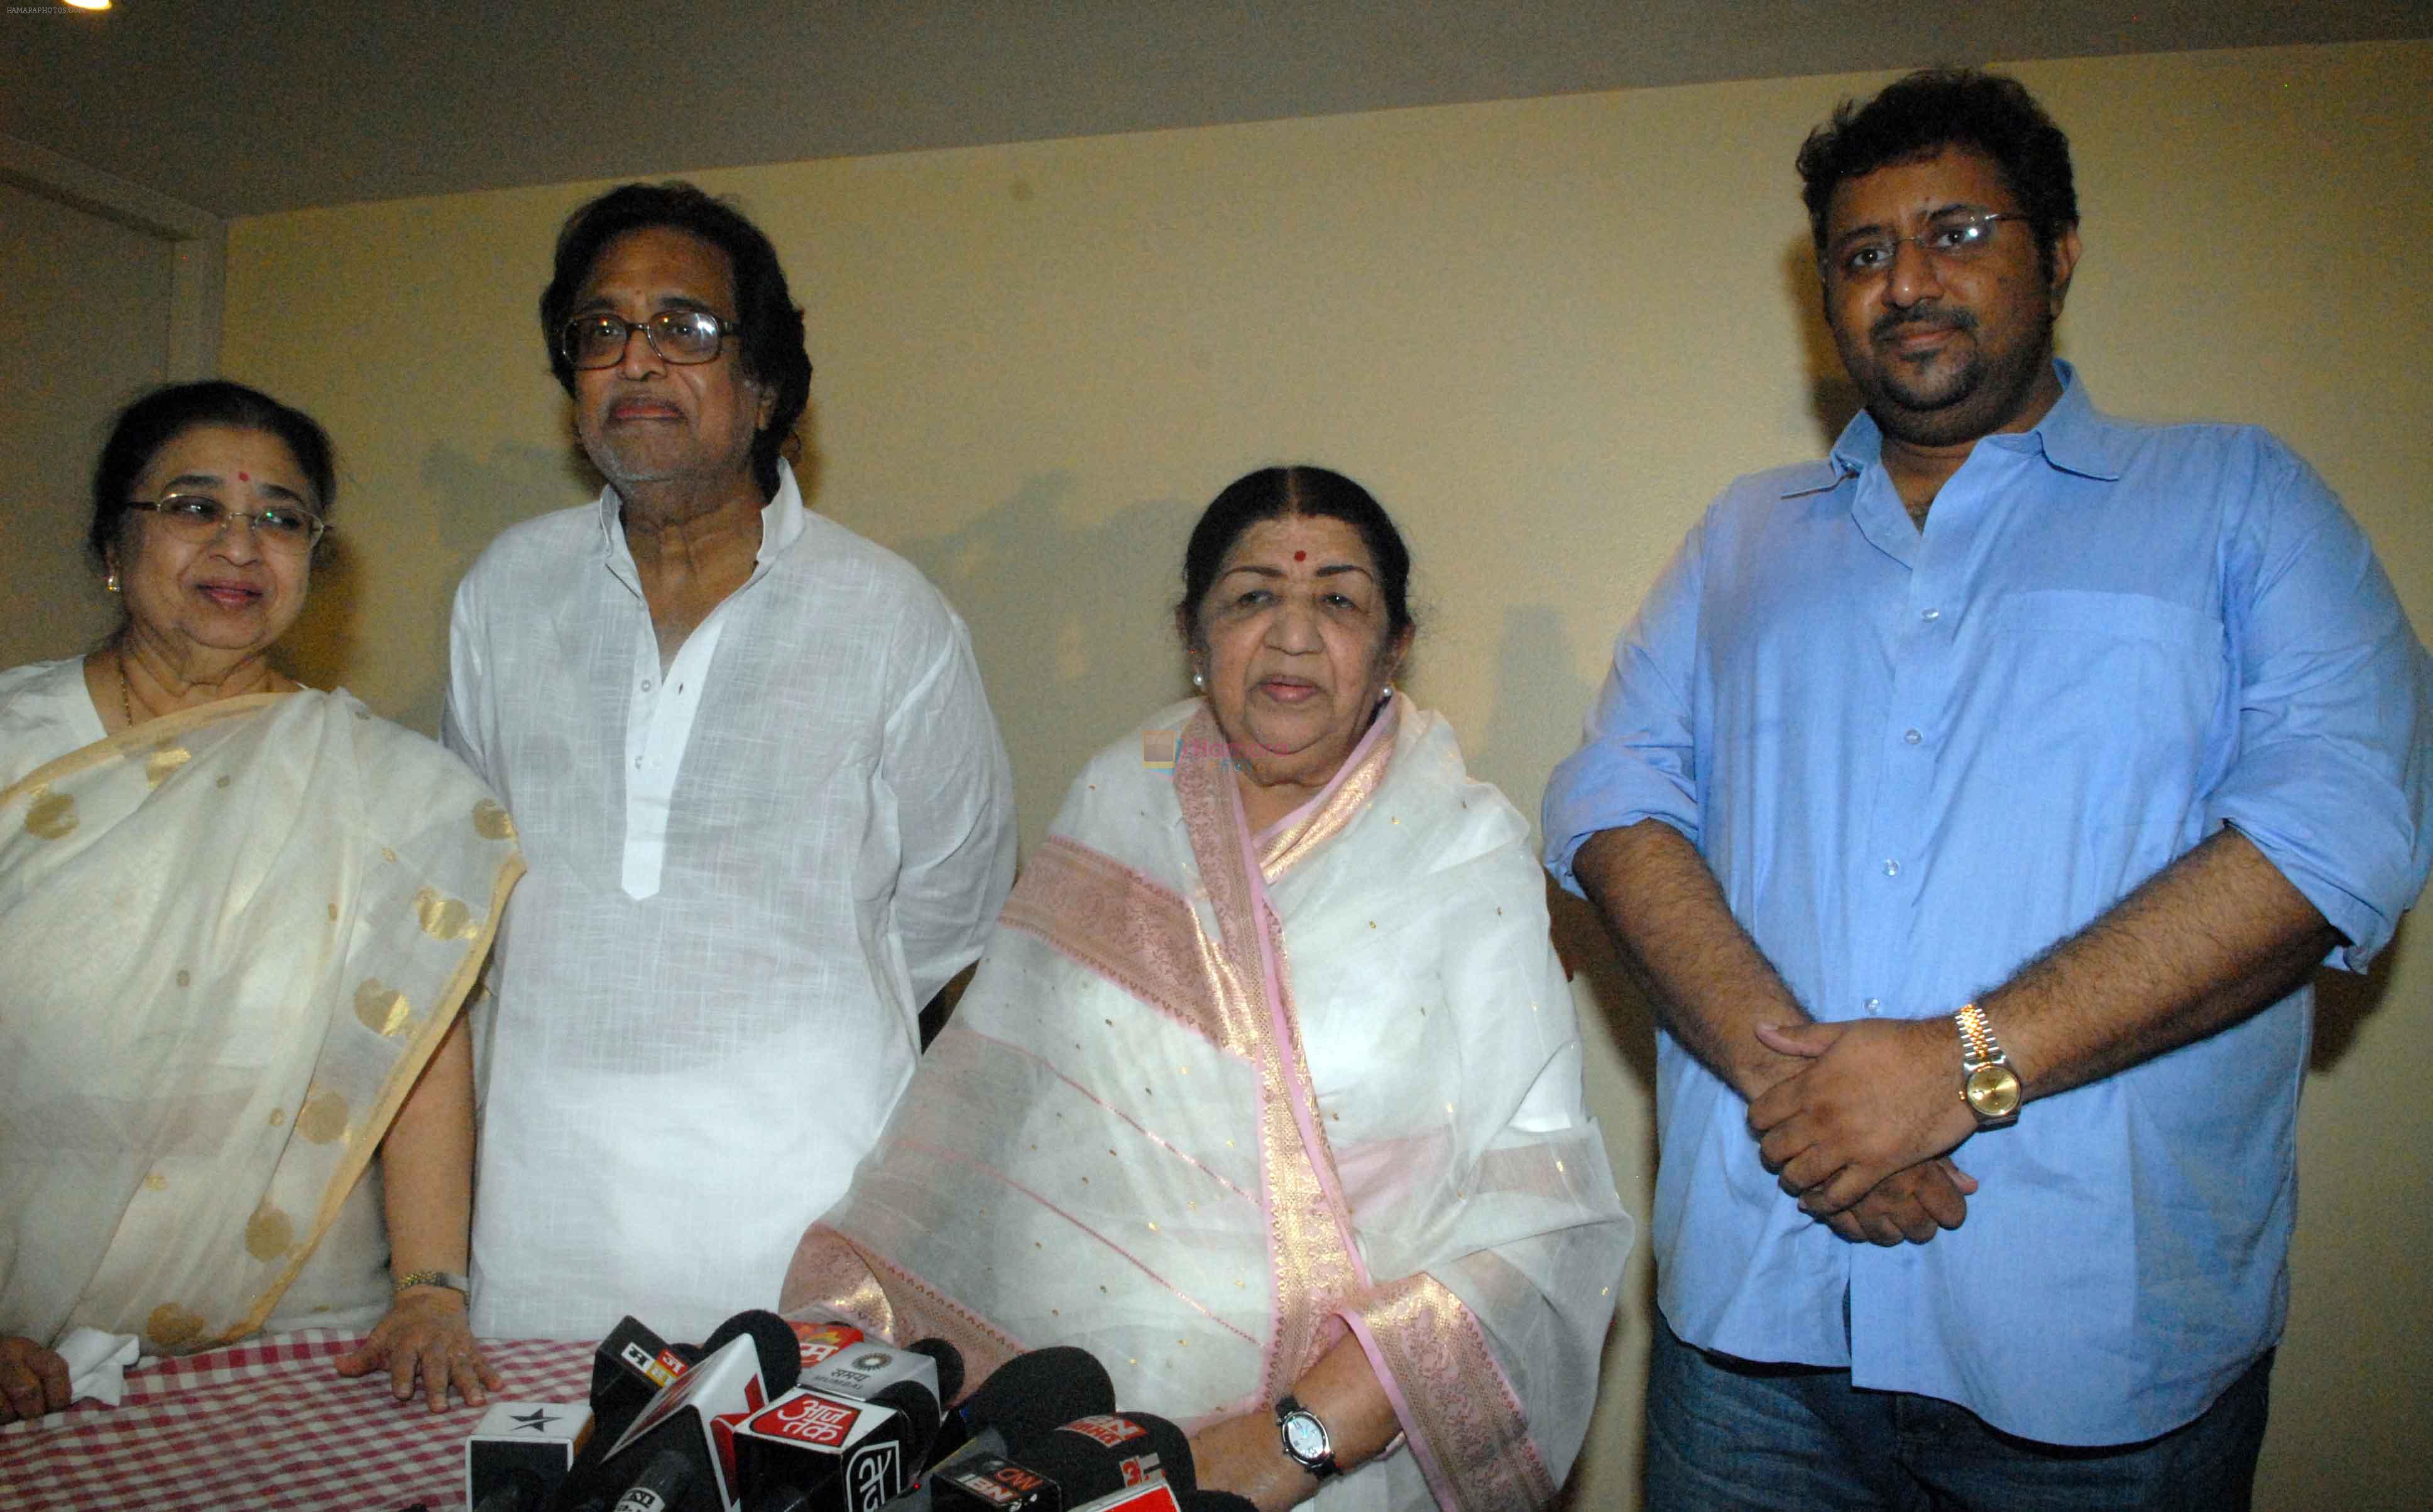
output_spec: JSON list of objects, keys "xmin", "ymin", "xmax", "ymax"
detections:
[
  {"xmin": 1340, "ymin": 1307, "xmax": 1453, "ymax": 1509},
  {"xmin": 1232, "ymin": 783, "xmax": 1372, "ymax": 1295}
]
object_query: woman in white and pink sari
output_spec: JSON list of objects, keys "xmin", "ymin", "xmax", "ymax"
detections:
[{"xmin": 784, "ymin": 467, "xmax": 1631, "ymax": 1511}]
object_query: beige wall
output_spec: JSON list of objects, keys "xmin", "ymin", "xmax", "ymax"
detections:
[
  {"xmin": 1, "ymin": 178, "xmax": 178, "ymax": 670},
  {"xmin": 205, "ymin": 40, "xmax": 2430, "ymax": 1508}
]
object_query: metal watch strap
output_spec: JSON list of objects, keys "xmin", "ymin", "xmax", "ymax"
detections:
[
  {"xmin": 1276, "ymin": 1393, "xmax": 1341, "ymax": 1479},
  {"xmin": 1954, "ymin": 1001, "xmax": 2022, "ymax": 1127},
  {"xmin": 1954, "ymin": 1002, "xmax": 2004, "ymax": 1070},
  {"xmin": 391, "ymin": 1269, "xmax": 471, "ymax": 1300}
]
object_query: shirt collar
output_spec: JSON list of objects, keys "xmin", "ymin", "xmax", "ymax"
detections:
[
  {"xmin": 1796, "ymin": 359, "xmax": 2128, "ymax": 498},
  {"xmin": 593, "ymin": 459, "xmax": 808, "ymax": 580}
]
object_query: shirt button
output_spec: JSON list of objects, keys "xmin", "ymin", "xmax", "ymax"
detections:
[
  {"xmin": 641, "ymin": 679, "xmax": 653, "ymax": 692},
  {"xmin": 1864, "ymin": 998, "xmax": 1881, "ymax": 1013},
  {"xmin": 1920, "ymin": 607, "xmax": 1941, "ymax": 623},
  {"xmin": 1883, "ymin": 859, "xmax": 1901, "ymax": 877},
  {"xmin": 1904, "ymin": 728, "xmax": 1923, "ymax": 744},
  {"xmin": 634, "ymin": 755, "xmax": 644, "ymax": 769}
]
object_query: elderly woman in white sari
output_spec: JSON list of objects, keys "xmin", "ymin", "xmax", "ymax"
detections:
[
  {"xmin": 0, "ymin": 382, "xmax": 521, "ymax": 1422},
  {"xmin": 784, "ymin": 467, "xmax": 1632, "ymax": 1511}
]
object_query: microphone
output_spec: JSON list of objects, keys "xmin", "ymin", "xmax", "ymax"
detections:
[
  {"xmin": 731, "ymin": 1337, "xmax": 961, "ymax": 1510},
  {"xmin": 1023, "ymin": 1413, "xmax": 1195, "ymax": 1499},
  {"xmin": 1074, "ymin": 1491, "xmax": 1255, "ymax": 1512},
  {"xmin": 608, "ymin": 1448, "xmax": 697, "ymax": 1512},
  {"xmin": 551, "ymin": 1309, "xmax": 802, "ymax": 1512},
  {"xmin": 589, "ymin": 1317, "xmax": 694, "ymax": 1457},
  {"xmin": 790, "ymin": 1321, "xmax": 868, "ymax": 1373},
  {"xmin": 924, "ymin": 1347, "xmax": 1115, "ymax": 1469},
  {"xmin": 931, "ymin": 1408, "xmax": 1194, "ymax": 1512},
  {"xmin": 466, "ymin": 1400, "xmax": 595, "ymax": 1512},
  {"xmin": 729, "ymin": 1383, "xmax": 927, "ymax": 1512}
]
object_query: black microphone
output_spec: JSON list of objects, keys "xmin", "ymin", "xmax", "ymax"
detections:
[
  {"xmin": 584, "ymin": 1318, "xmax": 692, "ymax": 1471},
  {"xmin": 552, "ymin": 1309, "xmax": 802, "ymax": 1512},
  {"xmin": 728, "ymin": 1383, "xmax": 927, "ymax": 1512},
  {"xmin": 731, "ymin": 1337, "xmax": 960, "ymax": 1510},
  {"xmin": 925, "ymin": 1347, "xmax": 1116, "ymax": 1468},
  {"xmin": 1017, "ymin": 1412, "xmax": 1196, "ymax": 1503},
  {"xmin": 906, "ymin": 1339, "xmax": 966, "ymax": 1411},
  {"xmin": 608, "ymin": 1448, "xmax": 697, "ymax": 1512}
]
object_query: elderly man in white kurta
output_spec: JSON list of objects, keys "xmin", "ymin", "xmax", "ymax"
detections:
[{"xmin": 444, "ymin": 183, "xmax": 1014, "ymax": 1342}]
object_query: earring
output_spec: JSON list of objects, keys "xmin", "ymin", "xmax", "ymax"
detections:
[
  {"xmin": 105, "ymin": 571, "xmax": 120, "ymax": 593},
  {"xmin": 1191, "ymin": 670, "xmax": 1206, "ymax": 691}
]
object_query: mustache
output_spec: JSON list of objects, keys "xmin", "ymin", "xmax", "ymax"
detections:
[{"xmin": 1871, "ymin": 307, "xmax": 1977, "ymax": 343}]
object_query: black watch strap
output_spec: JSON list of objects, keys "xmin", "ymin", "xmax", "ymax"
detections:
[{"xmin": 1276, "ymin": 1393, "xmax": 1340, "ymax": 1479}]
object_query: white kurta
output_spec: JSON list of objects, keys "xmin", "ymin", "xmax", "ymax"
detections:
[{"xmin": 444, "ymin": 462, "xmax": 1015, "ymax": 1341}]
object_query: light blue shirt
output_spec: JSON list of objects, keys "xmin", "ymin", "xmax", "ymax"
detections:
[{"xmin": 1544, "ymin": 366, "xmax": 2432, "ymax": 1444}]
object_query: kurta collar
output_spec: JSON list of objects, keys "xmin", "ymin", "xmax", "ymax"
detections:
[{"xmin": 593, "ymin": 459, "xmax": 809, "ymax": 594}]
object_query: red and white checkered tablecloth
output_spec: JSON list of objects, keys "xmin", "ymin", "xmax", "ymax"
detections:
[{"xmin": 0, "ymin": 1330, "xmax": 592, "ymax": 1511}]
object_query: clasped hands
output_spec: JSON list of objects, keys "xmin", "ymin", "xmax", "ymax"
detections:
[{"xmin": 1746, "ymin": 1016, "xmax": 1986, "ymax": 1247}]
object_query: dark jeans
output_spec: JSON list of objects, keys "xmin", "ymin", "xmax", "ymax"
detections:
[{"xmin": 1646, "ymin": 1318, "xmax": 2272, "ymax": 1511}]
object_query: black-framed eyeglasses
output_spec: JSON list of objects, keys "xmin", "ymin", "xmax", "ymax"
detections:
[
  {"xmin": 1829, "ymin": 210, "xmax": 2031, "ymax": 280},
  {"xmin": 558, "ymin": 309, "xmax": 740, "ymax": 370},
  {"xmin": 126, "ymin": 494, "xmax": 329, "ymax": 551}
]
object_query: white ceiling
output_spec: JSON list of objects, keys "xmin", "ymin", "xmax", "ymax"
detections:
[{"xmin": 6, "ymin": 0, "xmax": 2427, "ymax": 217}]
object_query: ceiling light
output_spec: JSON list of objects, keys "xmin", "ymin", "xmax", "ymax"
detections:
[{"xmin": 63, "ymin": 0, "xmax": 112, "ymax": 10}]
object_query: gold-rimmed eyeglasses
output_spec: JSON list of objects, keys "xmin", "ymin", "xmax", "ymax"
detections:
[{"xmin": 125, "ymin": 494, "xmax": 329, "ymax": 552}]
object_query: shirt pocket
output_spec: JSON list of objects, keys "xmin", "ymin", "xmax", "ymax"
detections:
[{"xmin": 1979, "ymin": 590, "xmax": 2228, "ymax": 827}]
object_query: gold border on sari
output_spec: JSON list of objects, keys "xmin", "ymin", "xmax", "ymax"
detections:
[
  {"xmin": 1000, "ymin": 837, "xmax": 1249, "ymax": 1056},
  {"xmin": 1257, "ymin": 695, "xmax": 1401, "ymax": 880},
  {"xmin": 1174, "ymin": 706, "xmax": 1370, "ymax": 1398},
  {"xmin": 1357, "ymin": 1271, "xmax": 1555, "ymax": 1511}
]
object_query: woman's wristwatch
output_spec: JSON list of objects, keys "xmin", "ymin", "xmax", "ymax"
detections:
[
  {"xmin": 391, "ymin": 1270, "xmax": 472, "ymax": 1301},
  {"xmin": 1276, "ymin": 1395, "xmax": 1340, "ymax": 1480}
]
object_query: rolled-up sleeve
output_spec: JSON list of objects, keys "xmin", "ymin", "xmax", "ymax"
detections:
[
  {"xmin": 2204, "ymin": 443, "xmax": 2433, "ymax": 970},
  {"xmin": 1542, "ymin": 518, "xmax": 1710, "ymax": 895}
]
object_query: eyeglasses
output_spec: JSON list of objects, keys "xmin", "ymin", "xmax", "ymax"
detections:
[
  {"xmin": 1830, "ymin": 210, "xmax": 2031, "ymax": 280},
  {"xmin": 558, "ymin": 310, "xmax": 739, "ymax": 370},
  {"xmin": 126, "ymin": 494, "xmax": 329, "ymax": 552}
]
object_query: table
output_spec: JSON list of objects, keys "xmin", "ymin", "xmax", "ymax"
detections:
[{"xmin": 0, "ymin": 1330, "xmax": 592, "ymax": 1510}]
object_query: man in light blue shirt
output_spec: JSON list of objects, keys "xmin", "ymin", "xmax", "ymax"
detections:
[{"xmin": 1544, "ymin": 70, "xmax": 2430, "ymax": 1508}]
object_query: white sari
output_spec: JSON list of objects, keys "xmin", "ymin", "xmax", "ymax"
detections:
[
  {"xmin": 0, "ymin": 688, "xmax": 522, "ymax": 1352},
  {"xmin": 785, "ymin": 696, "xmax": 1631, "ymax": 1510}
]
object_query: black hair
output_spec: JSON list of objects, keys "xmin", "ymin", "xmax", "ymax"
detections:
[
  {"xmin": 1176, "ymin": 466, "xmax": 1416, "ymax": 648},
  {"xmin": 538, "ymin": 181, "xmax": 813, "ymax": 498},
  {"xmin": 1797, "ymin": 68, "xmax": 2078, "ymax": 273},
  {"xmin": 89, "ymin": 379, "xmax": 337, "ymax": 565}
]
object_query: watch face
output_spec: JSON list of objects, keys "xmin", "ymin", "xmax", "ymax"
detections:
[
  {"xmin": 1282, "ymin": 1411, "xmax": 1330, "ymax": 1462},
  {"xmin": 1965, "ymin": 1063, "xmax": 2022, "ymax": 1119}
]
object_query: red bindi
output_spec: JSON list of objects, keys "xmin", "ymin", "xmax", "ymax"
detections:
[
  {"xmin": 238, "ymin": 472, "xmax": 250, "ymax": 482},
  {"xmin": 1293, "ymin": 550, "xmax": 1306, "ymax": 562}
]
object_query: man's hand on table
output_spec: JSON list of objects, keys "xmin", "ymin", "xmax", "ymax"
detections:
[
  {"xmin": 1, "ymin": 1334, "xmax": 72, "ymax": 1423},
  {"xmin": 333, "ymin": 1287, "xmax": 500, "ymax": 1413}
]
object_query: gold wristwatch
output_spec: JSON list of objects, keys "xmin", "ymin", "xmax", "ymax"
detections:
[{"xmin": 1954, "ymin": 1002, "xmax": 2021, "ymax": 1128}]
